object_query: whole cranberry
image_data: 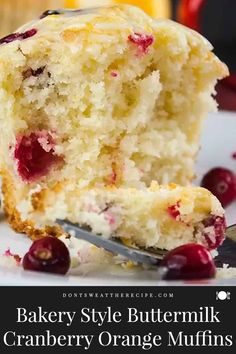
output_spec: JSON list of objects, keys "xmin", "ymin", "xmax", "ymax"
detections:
[
  {"xmin": 201, "ymin": 167, "xmax": 236, "ymax": 207},
  {"xmin": 160, "ymin": 243, "xmax": 216, "ymax": 280},
  {"xmin": 23, "ymin": 237, "xmax": 70, "ymax": 275}
]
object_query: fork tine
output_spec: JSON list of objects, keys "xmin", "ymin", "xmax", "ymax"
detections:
[{"xmin": 57, "ymin": 220, "xmax": 236, "ymax": 267}]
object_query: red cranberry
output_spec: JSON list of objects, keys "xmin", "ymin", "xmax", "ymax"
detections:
[
  {"xmin": 23, "ymin": 66, "xmax": 45, "ymax": 79},
  {"xmin": 224, "ymin": 75, "xmax": 236, "ymax": 91},
  {"xmin": 21, "ymin": 29, "xmax": 38, "ymax": 40},
  {"xmin": 160, "ymin": 243, "xmax": 216, "ymax": 280},
  {"xmin": 232, "ymin": 152, "xmax": 236, "ymax": 160},
  {"xmin": 40, "ymin": 10, "xmax": 61, "ymax": 19},
  {"xmin": 201, "ymin": 167, "xmax": 236, "ymax": 207},
  {"xmin": 111, "ymin": 71, "xmax": 118, "ymax": 77},
  {"xmin": 23, "ymin": 237, "xmax": 70, "ymax": 275},
  {"xmin": 167, "ymin": 201, "xmax": 181, "ymax": 220},
  {"xmin": 14, "ymin": 131, "xmax": 63, "ymax": 183},
  {"xmin": 4, "ymin": 248, "xmax": 22, "ymax": 265},
  {"xmin": 202, "ymin": 215, "xmax": 226, "ymax": 250},
  {"xmin": 0, "ymin": 29, "xmax": 37, "ymax": 45},
  {"xmin": 128, "ymin": 32, "xmax": 154, "ymax": 54}
]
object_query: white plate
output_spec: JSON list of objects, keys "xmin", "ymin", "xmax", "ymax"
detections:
[{"xmin": 0, "ymin": 111, "xmax": 236, "ymax": 286}]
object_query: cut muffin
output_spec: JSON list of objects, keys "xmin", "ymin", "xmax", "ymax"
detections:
[
  {"xmin": 2, "ymin": 173, "xmax": 226, "ymax": 251},
  {"xmin": 0, "ymin": 5, "xmax": 228, "ymax": 244}
]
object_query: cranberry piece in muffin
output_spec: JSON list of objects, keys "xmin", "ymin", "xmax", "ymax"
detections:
[
  {"xmin": 14, "ymin": 131, "xmax": 63, "ymax": 183},
  {"xmin": 0, "ymin": 29, "xmax": 37, "ymax": 45},
  {"xmin": 202, "ymin": 215, "xmax": 226, "ymax": 250}
]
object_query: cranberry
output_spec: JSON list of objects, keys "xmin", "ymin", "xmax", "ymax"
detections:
[
  {"xmin": 4, "ymin": 248, "xmax": 22, "ymax": 265},
  {"xmin": 23, "ymin": 237, "xmax": 70, "ymax": 275},
  {"xmin": 128, "ymin": 33, "xmax": 154, "ymax": 54},
  {"xmin": 160, "ymin": 243, "xmax": 216, "ymax": 280},
  {"xmin": 40, "ymin": 10, "xmax": 61, "ymax": 19},
  {"xmin": 201, "ymin": 167, "xmax": 236, "ymax": 207},
  {"xmin": 111, "ymin": 71, "xmax": 118, "ymax": 77},
  {"xmin": 0, "ymin": 29, "xmax": 37, "ymax": 45},
  {"xmin": 202, "ymin": 215, "xmax": 226, "ymax": 250},
  {"xmin": 14, "ymin": 131, "xmax": 63, "ymax": 183},
  {"xmin": 21, "ymin": 29, "xmax": 38, "ymax": 40},
  {"xmin": 224, "ymin": 75, "xmax": 236, "ymax": 91},
  {"xmin": 104, "ymin": 211, "xmax": 116, "ymax": 225},
  {"xmin": 23, "ymin": 66, "xmax": 45, "ymax": 79},
  {"xmin": 167, "ymin": 201, "xmax": 181, "ymax": 220},
  {"xmin": 232, "ymin": 152, "xmax": 236, "ymax": 160}
]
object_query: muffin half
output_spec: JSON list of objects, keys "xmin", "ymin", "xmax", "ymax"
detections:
[{"xmin": 0, "ymin": 5, "xmax": 228, "ymax": 247}]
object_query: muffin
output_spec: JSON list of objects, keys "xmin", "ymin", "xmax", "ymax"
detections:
[
  {"xmin": 2, "ymin": 175, "xmax": 226, "ymax": 251},
  {"xmin": 0, "ymin": 5, "xmax": 228, "ymax": 244}
]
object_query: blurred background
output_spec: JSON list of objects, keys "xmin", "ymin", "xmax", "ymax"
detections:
[{"xmin": 0, "ymin": 0, "xmax": 235, "ymax": 110}]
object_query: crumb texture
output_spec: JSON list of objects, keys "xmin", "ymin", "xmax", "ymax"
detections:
[
  {"xmin": 0, "ymin": 5, "xmax": 228, "ymax": 246},
  {"xmin": 0, "ymin": 5, "xmax": 227, "ymax": 189}
]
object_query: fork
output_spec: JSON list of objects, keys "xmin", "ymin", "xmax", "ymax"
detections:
[{"xmin": 56, "ymin": 220, "xmax": 236, "ymax": 266}]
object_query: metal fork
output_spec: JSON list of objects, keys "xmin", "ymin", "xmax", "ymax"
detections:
[{"xmin": 56, "ymin": 220, "xmax": 236, "ymax": 267}]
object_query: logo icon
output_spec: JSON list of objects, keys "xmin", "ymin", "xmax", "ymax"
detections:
[{"xmin": 216, "ymin": 291, "xmax": 231, "ymax": 300}]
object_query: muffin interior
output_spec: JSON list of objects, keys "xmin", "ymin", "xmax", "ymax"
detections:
[{"xmin": 0, "ymin": 6, "xmax": 227, "ymax": 189}]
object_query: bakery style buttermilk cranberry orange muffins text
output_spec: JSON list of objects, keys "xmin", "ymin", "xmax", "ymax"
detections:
[{"xmin": 0, "ymin": 6, "xmax": 228, "ymax": 262}]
